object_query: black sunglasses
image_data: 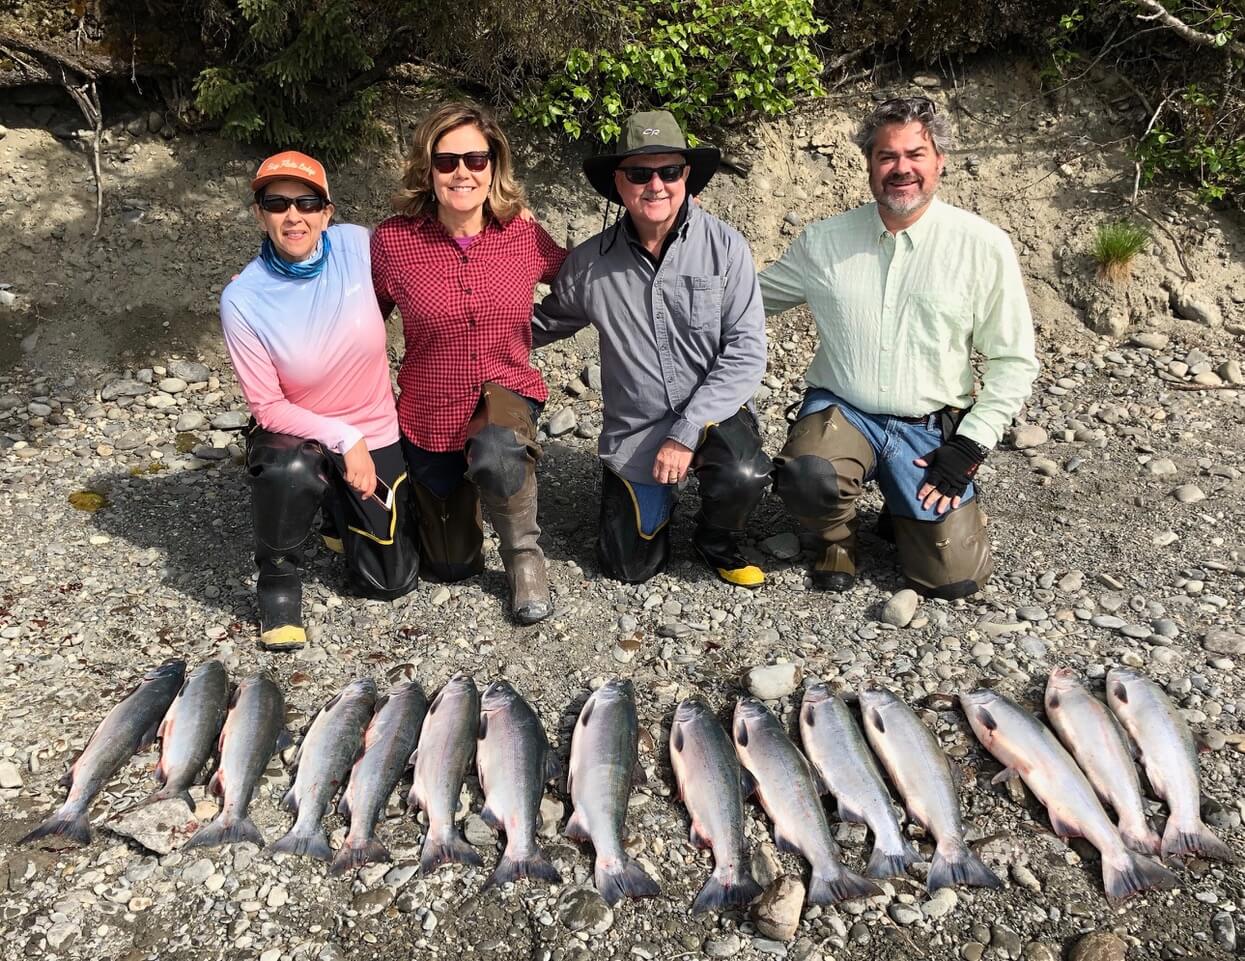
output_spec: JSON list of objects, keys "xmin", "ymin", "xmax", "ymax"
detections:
[
  {"xmin": 878, "ymin": 95, "xmax": 937, "ymax": 115},
  {"xmin": 259, "ymin": 194, "xmax": 329, "ymax": 214},
  {"xmin": 619, "ymin": 163, "xmax": 688, "ymax": 185},
  {"xmin": 432, "ymin": 151, "xmax": 494, "ymax": 174}
]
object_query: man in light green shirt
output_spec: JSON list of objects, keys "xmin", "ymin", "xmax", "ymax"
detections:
[{"xmin": 759, "ymin": 96, "xmax": 1039, "ymax": 598}]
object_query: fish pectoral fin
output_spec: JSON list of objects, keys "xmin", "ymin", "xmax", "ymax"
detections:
[
  {"xmin": 689, "ymin": 822, "xmax": 712, "ymax": 850},
  {"xmin": 772, "ymin": 826, "xmax": 802, "ymax": 857},
  {"xmin": 564, "ymin": 810, "xmax": 591, "ymax": 843},
  {"xmin": 989, "ymin": 767, "xmax": 1020, "ymax": 786},
  {"xmin": 1048, "ymin": 810, "xmax": 1082, "ymax": 840},
  {"xmin": 480, "ymin": 804, "xmax": 503, "ymax": 831}
]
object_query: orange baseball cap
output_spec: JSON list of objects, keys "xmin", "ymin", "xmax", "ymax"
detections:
[{"xmin": 250, "ymin": 150, "xmax": 331, "ymax": 198}]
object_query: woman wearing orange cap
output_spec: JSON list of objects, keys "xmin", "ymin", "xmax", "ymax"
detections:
[
  {"xmin": 371, "ymin": 102, "xmax": 567, "ymax": 625},
  {"xmin": 221, "ymin": 150, "xmax": 418, "ymax": 652}
]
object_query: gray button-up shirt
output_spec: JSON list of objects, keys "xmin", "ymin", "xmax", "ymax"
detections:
[{"xmin": 533, "ymin": 203, "xmax": 766, "ymax": 484}]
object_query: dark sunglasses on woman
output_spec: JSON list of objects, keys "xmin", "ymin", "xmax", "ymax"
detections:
[
  {"xmin": 258, "ymin": 194, "xmax": 330, "ymax": 214},
  {"xmin": 619, "ymin": 163, "xmax": 688, "ymax": 185},
  {"xmin": 432, "ymin": 151, "xmax": 494, "ymax": 173}
]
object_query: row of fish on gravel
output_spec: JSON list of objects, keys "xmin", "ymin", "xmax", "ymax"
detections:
[{"xmin": 17, "ymin": 659, "xmax": 1235, "ymax": 916}]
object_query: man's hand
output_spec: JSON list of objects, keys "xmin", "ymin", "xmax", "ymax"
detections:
[
  {"xmin": 343, "ymin": 438, "xmax": 378, "ymax": 498},
  {"xmin": 652, "ymin": 439, "xmax": 694, "ymax": 485},
  {"xmin": 914, "ymin": 435, "xmax": 988, "ymax": 515}
]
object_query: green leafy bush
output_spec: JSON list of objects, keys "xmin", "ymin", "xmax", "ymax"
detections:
[{"xmin": 517, "ymin": 0, "xmax": 827, "ymax": 142}]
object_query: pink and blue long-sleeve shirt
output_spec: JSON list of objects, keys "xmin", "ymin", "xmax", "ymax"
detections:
[{"xmin": 221, "ymin": 224, "xmax": 400, "ymax": 454}]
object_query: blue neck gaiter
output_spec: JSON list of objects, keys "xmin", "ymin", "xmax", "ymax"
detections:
[{"xmin": 261, "ymin": 230, "xmax": 332, "ymax": 280}]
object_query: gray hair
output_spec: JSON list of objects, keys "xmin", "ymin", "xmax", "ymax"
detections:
[{"xmin": 853, "ymin": 97, "xmax": 954, "ymax": 158}]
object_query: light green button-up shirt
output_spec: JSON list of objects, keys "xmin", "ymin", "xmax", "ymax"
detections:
[{"xmin": 758, "ymin": 198, "xmax": 1039, "ymax": 449}]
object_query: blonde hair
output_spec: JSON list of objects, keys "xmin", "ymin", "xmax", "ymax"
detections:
[{"xmin": 391, "ymin": 101, "xmax": 526, "ymax": 223}]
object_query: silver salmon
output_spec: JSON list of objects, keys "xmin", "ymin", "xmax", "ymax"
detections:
[
  {"xmin": 268, "ymin": 679, "xmax": 376, "ymax": 861},
  {"xmin": 476, "ymin": 680, "xmax": 561, "ymax": 888},
  {"xmin": 186, "ymin": 673, "xmax": 290, "ymax": 849},
  {"xmin": 732, "ymin": 698, "xmax": 880, "ymax": 905},
  {"xmin": 800, "ymin": 684, "xmax": 920, "ymax": 879},
  {"xmin": 409, "ymin": 672, "xmax": 482, "ymax": 874},
  {"xmin": 20, "ymin": 660, "xmax": 186, "ymax": 847},
  {"xmin": 962, "ymin": 688, "xmax": 1175, "ymax": 905},
  {"xmin": 1044, "ymin": 668, "xmax": 1161, "ymax": 855},
  {"xmin": 1106, "ymin": 668, "xmax": 1235, "ymax": 863},
  {"xmin": 566, "ymin": 680, "xmax": 659, "ymax": 905},
  {"xmin": 137, "ymin": 660, "xmax": 230, "ymax": 810},
  {"xmin": 858, "ymin": 687, "xmax": 1000, "ymax": 892},
  {"xmin": 669, "ymin": 697, "xmax": 763, "ymax": 914},
  {"xmin": 330, "ymin": 680, "xmax": 427, "ymax": 876}
]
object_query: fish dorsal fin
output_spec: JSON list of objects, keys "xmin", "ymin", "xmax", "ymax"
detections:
[
  {"xmin": 739, "ymin": 768, "xmax": 756, "ymax": 799},
  {"xmin": 579, "ymin": 698, "xmax": 594, "ymax": 727},
  {"xmin": 478, "ymin": 713, "xmax": 488, "ymax": 741},
  {"xmin": 975, "ymin": 708, "xmax": 998, "ymax": 732},
  {"xmin": 671, "ymin": 725, "xmax": 684, "ymax": 754},
  {"xmin": 868, "ymin": 709, "xmax": 884, "ymax": 734},
  {"xmin": 802, "ymin": 704, "xmax": 815, "ymax": 729},
  {"xmin": 734, "ymin": 719, "xmax": 748, "ymax": 747},
  {"xmin": 544, "ymin": 750, "xmax": 562, "ymax": 784}
]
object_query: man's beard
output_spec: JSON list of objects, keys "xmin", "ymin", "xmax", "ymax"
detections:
[{"xmin": 875, "ymin": 176, "xmax": 935, "ymax": 215}]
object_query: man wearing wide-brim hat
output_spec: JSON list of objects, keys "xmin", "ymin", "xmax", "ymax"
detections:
[{"xmin": 534, "ymin": 110, "xmax": 771, "ymax": 588}]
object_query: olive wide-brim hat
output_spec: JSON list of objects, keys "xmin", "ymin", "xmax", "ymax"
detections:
[{"xmin": 583, "ymin": 110, "xmax": 721, "ymax": 203}]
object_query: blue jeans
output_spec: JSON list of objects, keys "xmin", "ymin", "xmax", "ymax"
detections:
[{"xmin": 797, "ymin": 388, "xmax": 975, "ymax": 521}]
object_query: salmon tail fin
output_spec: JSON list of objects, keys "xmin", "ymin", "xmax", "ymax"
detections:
[
  {"xmin": 928, "ymin": 840, "xmax": 1002, "ymax": 891},
  {"xmin": 418, "ymin": 830, "xmax": 483, "ymax": 875},
  {"xmin": 483, "ymin": 849, "xmax": 561, "ymax": 890},
  {"xmin": 328, "ymin": 837, "xmax": 390, "ymax": 877},
  {"xmin": 131, "ymin": 788, "xmax": 195, "ymax": 812},
  {"xmin": 1118, "ymin": 819, "xmax": 1162, "ymax": 857},
  {"xmin": 266, "ymin": 828, "xmax": 333, "ymax": 862},
  {"xmin": 595, "ymin": 856, "xmax": 660, "ymax": 907},
  {"xmin": 1103, "ymin": 850, "xmax": 1177, "ymax": 905},
  {"xmin": 18, "ymin": 806, "xmax": 91, "ymax": 847},
  {"xmin": 1161, "ymin": 819, "xmax": 1235, "ymax": 863},
  {"xmin": 185, "ymin": 814, "xmax": 264, "ymax": 849},
  {"xmin": 691, "ymin": 865, "xmax": 763, "ymax": 915},
  {"xmin": 865, "ymin": 838, "xmax": 922, "ymax": 879},
  {"xmin": 807, "ymin": 867, "xmax": 881, "ymax": 905}
]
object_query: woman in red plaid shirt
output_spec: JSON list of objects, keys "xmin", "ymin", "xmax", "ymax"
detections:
[{"xmin": 371, "ymin": 102, "xmax": 567, "ymax": 625}]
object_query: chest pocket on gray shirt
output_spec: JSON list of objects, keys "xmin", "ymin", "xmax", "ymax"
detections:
[{"xmin": 669, "ymin": 274, "xmax": 723, "ymax": 332}]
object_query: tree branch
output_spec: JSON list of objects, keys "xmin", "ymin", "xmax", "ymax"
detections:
[{"xmin": 1132, "ymin": 0, "xmax": 1245, "ymax": 59}]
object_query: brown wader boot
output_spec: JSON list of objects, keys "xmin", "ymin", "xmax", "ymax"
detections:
[
  {"xmin": 771, "ymin": 406, "xmax": 874, "ymax": 592},
  {"xmin": 465, "ymin": 384, "xmax": 552, "ymax": 625},
  {"xmin": 409, "ymin": 481, "xmax": 484, "ymax": 582},
  {"xmin": 892, "ymin": 500, "xmax": 994, "ymax": 600}
]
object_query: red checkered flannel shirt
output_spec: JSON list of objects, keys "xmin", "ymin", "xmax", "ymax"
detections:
[{"xmin": 371, "ymin": 214, "xmax": 567, "ymax": 451}]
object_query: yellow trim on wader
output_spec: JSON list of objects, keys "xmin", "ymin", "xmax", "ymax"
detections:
[
  {"xmin": 346, "ymin": 473, "xmax": 409, "ymax": 546},
  {"xmin": 715, "ymin": 563, "xmax": 765, "ymax": 588},
  {"xmin": 259, "ymin": 624, "xmax": 306, "ymax": 651}
]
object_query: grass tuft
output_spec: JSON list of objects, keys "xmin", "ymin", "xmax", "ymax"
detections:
[{"xmin": 1092, "ymin": 220, "xmax": 1150, "ymax": 283}]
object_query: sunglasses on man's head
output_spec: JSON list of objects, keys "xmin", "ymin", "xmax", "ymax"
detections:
[
  {"xmin": 878, "ymin": 95, "xmax": 937, "ymax": 115},
  {"xmin": 618, "ymin": 163, "xmax": 688, "ymax": 185},
  {"xmin": 259, "ymin": 194, "xmax": 329, "ymax": 213},
  {"xmin": 432, "ymin": 151, "xmax": 494, "ymax": 174}
]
